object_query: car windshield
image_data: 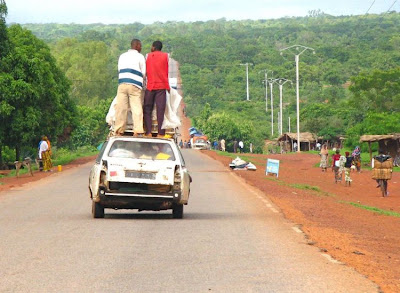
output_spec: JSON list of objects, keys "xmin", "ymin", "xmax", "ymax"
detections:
[{"xmin": 108, "ymin": 140, "xmax": 176, "ymax": 161}]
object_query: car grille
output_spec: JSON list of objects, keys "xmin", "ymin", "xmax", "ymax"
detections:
[{"xmin": 125, "ymin": 171, "xmax": 156, "ymax": 180}]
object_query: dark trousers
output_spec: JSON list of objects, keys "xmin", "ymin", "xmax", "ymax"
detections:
[{"xmin": 143, "ymin": 89, "xmax": 167, "ymax": 135}]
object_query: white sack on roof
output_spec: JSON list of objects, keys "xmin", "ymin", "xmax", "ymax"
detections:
[{"xmin": 106, "ymin": 88, "xmax": 181, "ymax": 130}]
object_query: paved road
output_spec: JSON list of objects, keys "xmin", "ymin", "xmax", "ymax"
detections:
[{"xmin": 0, "ymin": 149, "xmax": 378, "ymax": 292}]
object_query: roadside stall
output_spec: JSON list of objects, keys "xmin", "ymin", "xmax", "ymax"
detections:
[
  {"xmin": 277, "ymin": 132, "xmax": 317, "ymax": 152},
  {"xmin": 360, "ymin": 134, "xmax": 400, "ymax": 165}
]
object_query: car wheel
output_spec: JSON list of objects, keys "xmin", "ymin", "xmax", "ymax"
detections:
[
  {"xmin": 92, "ymin": 201, "xmax": 104, "ymax": 218},
  {"xmin": 172, "ymin": 204, "xmax": 184, "ymax": 219}
]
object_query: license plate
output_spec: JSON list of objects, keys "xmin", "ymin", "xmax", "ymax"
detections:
[{"xmin": 125, "ymin": 171, "xmax": 156, "ymax": 180}]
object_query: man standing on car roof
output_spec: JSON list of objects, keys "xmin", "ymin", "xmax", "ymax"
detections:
[
  {"xmin": 143, "ymin": 40, "xmax": 170, "ymax": 138},
  {"xmin": 114, "ymin": 39, "xmax": 146, "ymax": 137}
]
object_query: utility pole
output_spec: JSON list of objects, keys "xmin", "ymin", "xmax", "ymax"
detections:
[
  {"xmin": 269, "ymin": 79, "xmax": 275, "ymax": 136},
  {"xmin": 277, "ymin": 112, "xmax": 280, "ymax": 135},
  {"xmin": 240, "ymin": 63, "xmax": 253, "ymax": 101},
  {"xmin": 259, "ymin": 70, "xmax": 273, "ymax": 112},
  {"xmin": 280, "ymin": 45, "xmax": 315, "ymax": 152},
  {"xmin": 277, "ymin": 78, "xmax": 292, "ymax": 136}
]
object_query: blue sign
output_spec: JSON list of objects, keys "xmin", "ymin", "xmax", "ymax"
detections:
[{"xmin": 266, "ymin": 159, "xmax": 280, "ymax": 177}]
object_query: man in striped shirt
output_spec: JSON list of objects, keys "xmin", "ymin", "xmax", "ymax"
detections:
[{"xmin": 114, "ymin": 39, "xmax": 146, "ymax": 136}]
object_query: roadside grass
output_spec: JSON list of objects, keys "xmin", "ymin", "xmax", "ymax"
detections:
[
  {"xmin": 264, "ymin": 175, "xmax": 279, "ymax": 182},
  {"xmin": 263, "ymin": 175, "xmax": 334, "ymax": 197},
  {"xmin": 215, "ymin": 151, "xmax": 257, "ymax": 163},
  {"xmin": 52, "ymin": 146, "xmax": 98, "ymax": 166},
  {"xmin": 1, "ymin": 146, "xmax": 98, "ymax": 177},
  {"xmin": 343, "ymin": 201, "xmax": 400, "ymax": 218},
  {"xmin": 288, "ymin": 183, "xmax": 321, "ymax": 192}
]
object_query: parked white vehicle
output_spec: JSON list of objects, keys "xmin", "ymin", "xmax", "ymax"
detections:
[
  {"xmin": 89, "ymin": 136, "xmax": 191, "ymax": 219},
  {"xmin": 192, "ymin": 138, "xmax": 209, "ymax": 150}
]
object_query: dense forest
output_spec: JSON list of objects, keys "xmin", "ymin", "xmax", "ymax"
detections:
[{"xmin": 2, "ymin": 2, "xmax": 400, "ymax": 156}]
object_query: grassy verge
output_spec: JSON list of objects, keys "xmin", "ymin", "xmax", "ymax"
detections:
[
  {"xmin": 52, "ymin": 146, "xmax": 98, "ymax": 166},
  {"xmin": 214, "ymin": 151, "xmax": 258, "ymax": 163},
  {"xmin": 344, "ymin": 202, "xmax": 400, "ymax": 218},
  {"xmin": 0, "ymin": 146, "xmax": 98, "ymax": 178},
  {"xmin": 288, "ymin": 183, "xmax": 321, "ymax": 191},
  {"xmin": 263, "ymin": 175, "xmax": 334, "ymax": 197}
]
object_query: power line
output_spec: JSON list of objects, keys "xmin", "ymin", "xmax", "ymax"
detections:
[
  {"xmin": 387, "ymin": 0, "xmax": 398, "ymax": 12},
  {"xmin": 366, "ymin": 0, "xmax": 376, "ymax": 14}
]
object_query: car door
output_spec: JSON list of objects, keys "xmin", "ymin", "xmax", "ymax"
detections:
[
  {"xmin": 176, "ymin": 147, "xmax": 190, "ymax": 203},
  {"xmin": 89, "ymin": 141, "xmax": 108, "ymax": 198}
]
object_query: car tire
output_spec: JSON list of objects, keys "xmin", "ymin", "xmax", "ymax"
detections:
[
  {"xmin": 172, "ymin": 204, "xmax": 184, "ymax": 219},
  {"xmin": 92, "ymin": 201, "xmax": 104, "ymax": 218}
]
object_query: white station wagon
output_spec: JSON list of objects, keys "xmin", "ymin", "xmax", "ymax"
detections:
[{"xmin": 89, "ymin": 136, "xmax": 191, "ymax": 218}]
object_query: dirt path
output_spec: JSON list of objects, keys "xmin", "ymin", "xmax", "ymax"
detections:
[{"xmin": 202, "ymin": 150, "xmax": 400, "ymax": 293}]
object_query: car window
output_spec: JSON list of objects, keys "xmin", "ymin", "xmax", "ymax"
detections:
[
  {"xmin": 108, "ymin": 141, "xmax": 176, "ymax": 161},
  {"xmin": 95, "ymin": 141, "xmax": 108, "ymax": 164}
]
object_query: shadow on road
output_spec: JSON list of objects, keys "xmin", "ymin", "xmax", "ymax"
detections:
[
  {"xmin": 97, "ymin": 211, "xmax": 248, "ymax": 220},
  {"xmin": 104, "ymin": 212, "xmax": 172, "ymax": 220}
]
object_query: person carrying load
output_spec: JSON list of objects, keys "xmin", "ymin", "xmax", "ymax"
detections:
[{"xmin": 372, "ymin": 149, "xmax": 393, "ymax": 197}]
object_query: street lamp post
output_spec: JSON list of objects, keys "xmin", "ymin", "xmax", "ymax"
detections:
[
  {"xmin": 280, "ymin": 45, "xmax": 315, "ymax": 152},
  {"xmin": 240, "ymin": 63, "xmax": 253, "ymax": 101},
  {"xmin": 277, "ymin": 78, "xmax": 292, "ymax": 136},
  {"xmin": 268, "ymin": 78, "xmax": 276, "ymax": 136},
  {"xmin": 259, "ymin": 70, "xmax": 273, "ymax": 112}
]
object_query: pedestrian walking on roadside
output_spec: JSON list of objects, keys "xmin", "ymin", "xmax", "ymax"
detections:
[
  {"xmin": 332, "ymin": 149, "xmax": 342, "ymax": 183},
  {"xmin": 319, "ymin": 144, "xmax": 329, "ymax": 172},
  {"xmin": 344, "ymin": 151, "xmax": 354, "ymax": 186},
  {"xmin": 220, "ymin": 138, "xmax": 226, "ymax": 152},
  {"xmin": 352, "ymin": 146, "xmax": 362, "ymax": 173},
  {"xmin": 233, "ymin": 139, "xmax": 238, "ymax": 153},
  {"xmin": 316, "ymin": 142, "xmax": 321, "ymax": 151},
  {"xmin": 38, "ymin": 135, "xmax": 53, "ymax": 172},
  {"xmin": 249, "ymin": 142, "xmax": 253, "ymax": 153},
  {"xmin": 213, "ymin": 140, "xmax": 218, "ymax": 150},
  {"xmin": 239, "ymin": 140, "xmax": 244, "ymax": 153}
]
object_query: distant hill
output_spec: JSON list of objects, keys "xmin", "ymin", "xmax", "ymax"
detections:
[{"xmin": 21, "ymin": 13, "xmax": 400, "ymax": 149}]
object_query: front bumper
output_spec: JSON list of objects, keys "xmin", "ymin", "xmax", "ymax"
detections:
[{"xmin": 96, "ymin": 191, "xmax": 182, "ymax": 211}]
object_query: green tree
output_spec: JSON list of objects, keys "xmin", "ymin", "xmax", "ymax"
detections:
[
  {"xmin": 51, "ymin": 38, "xmax": 115, "ymax": 106},
  {"xmin": 0, "ymin": 25, "xmax": 77, "ymax": 160},
  {"xmin": 0, "ymin": 0, "xmax": 9, "ymax": 60},
  {"xmin": 346, "ymin": 112, "xmax": 400, "ymax": 147},
  {"xmin": 349, "ymin": 68, "xmax": 400, "ymax": 113},
  {"xmin": 70, "ymin": 98, "xmax": 111, "ymax": 148}
]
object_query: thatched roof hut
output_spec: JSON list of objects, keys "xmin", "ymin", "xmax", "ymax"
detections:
[
  {"xmin": 277, "ymin": 132, "xmax": 317, "ymax": 152},
  {"xmin": 264, "ymin": 139, "xmax": 279, "ymax": 154},
  {"xmin": 360, "ymin": 134, "xmax": 400, "ymax": 162}
]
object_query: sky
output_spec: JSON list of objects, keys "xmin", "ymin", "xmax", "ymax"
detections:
[{"xmin": 5, "ymin": 0, "xmax": 400, "ymax": 24}]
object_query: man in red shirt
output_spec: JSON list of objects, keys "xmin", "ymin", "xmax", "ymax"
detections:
[{"xmin": 143, "ymin": 40, "xmax": 170, "ymax": 137}]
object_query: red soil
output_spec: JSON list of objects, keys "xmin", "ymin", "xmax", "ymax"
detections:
[{"xmin": 202, "ymin": 150, "xmax": 400, "ymax": 293}]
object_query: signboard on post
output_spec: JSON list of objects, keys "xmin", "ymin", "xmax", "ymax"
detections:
[{"xmin": 266, "ymin": 159, "xmax": 280, "ymax": 177}]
